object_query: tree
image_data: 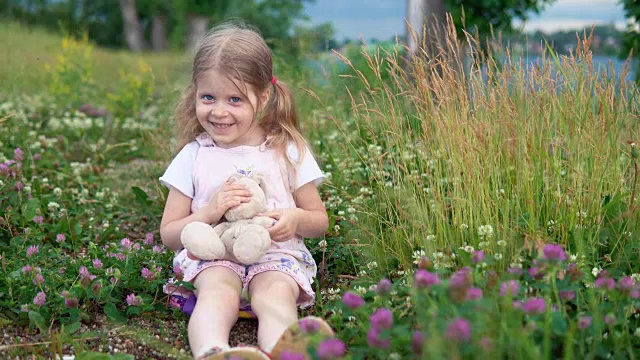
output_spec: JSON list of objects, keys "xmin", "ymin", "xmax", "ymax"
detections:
[
  {"xmin": 620, "ymin": 0, "xmax": 640, "ymax": 81},
  {"xmin": 119, "ymin": 0, "xmax": 145, "ymax": 51},
  {"xmin": 406, "ymin": 0, "xmax": 557, "ymax": 56}
]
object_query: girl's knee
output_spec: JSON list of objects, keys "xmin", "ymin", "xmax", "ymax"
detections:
[
  {"xmin": 193, "ymin": 266, "xmax": 242, "ymax": 296},
  {"xmin": 250, "ymin": 274, "xmax": 300, "ymax": 305}
]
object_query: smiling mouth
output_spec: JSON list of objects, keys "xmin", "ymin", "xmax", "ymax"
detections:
[{"xmin": 211, "ymin": 123, "xmax": 234, "ymax": 129}]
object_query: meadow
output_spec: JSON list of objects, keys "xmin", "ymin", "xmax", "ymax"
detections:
[{"xmin": 1, "ymin": 20, "xmax": 639, "ymax": 359}]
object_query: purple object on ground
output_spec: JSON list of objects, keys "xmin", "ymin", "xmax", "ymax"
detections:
[{"xmin": 183, "ymin": 294, "xmax": 197, "ymax": 316}]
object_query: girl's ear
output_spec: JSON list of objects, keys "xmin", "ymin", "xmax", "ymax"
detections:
[{"xmin": 258, "ymin": 89, "xmax": 271, "ymax": 112}]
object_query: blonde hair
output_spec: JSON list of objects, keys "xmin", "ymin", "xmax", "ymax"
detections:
[{"xmin": 174, "ymin": 21, "xmax": 308, "ymax": 167}]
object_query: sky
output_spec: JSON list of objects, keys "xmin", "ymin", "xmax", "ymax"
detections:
[{"xmin": 303, "ymin": 0, "xmax": 627, "ymax": 41}]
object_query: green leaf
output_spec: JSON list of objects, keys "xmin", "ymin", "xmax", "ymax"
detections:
[
  {"xmin": 551, "ymin": 311, "xmax": 567, "ymax": 336},
  {"xmin": 131, "ymin": 186, "xmax": 150, "ymax": 206},
  {"xmin": 21, "ymin": 198, "xmax": 41, "ymax": 222},
  {"xmin": 74, "ymin": 222, "xmax": 83, "ymax": 237},
  {"xmin": 76, "ymin": 352, "xmax": 113, "ymax": 360},
  {"xmin": 28, "ymin": 310, "xmax": 48, "ymax": 334},
  {"xmin": 112, "ymin": 354, "xmax": 135, "ymax": 360},
  {"xmin": 103, "ymin": 302, "xmax": 126, "ymax": 323},
  {"xmin": 63, "ymin": 321, "xmax": 82, "ymax": 335}
]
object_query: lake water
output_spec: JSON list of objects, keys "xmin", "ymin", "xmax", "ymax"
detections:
[{"xmin": 515, "ymin": 54, "xmax": 636, "ymax": 82}]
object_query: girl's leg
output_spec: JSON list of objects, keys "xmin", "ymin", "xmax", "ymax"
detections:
[
  {"xmin": 248, "ymin": 271, "xmax": 300, "ymax": 352},
  {"xmin": 189, "ymin": 266, "xmax": 242, "ymax": 358}
]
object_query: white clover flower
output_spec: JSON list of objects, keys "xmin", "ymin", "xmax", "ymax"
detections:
[
  {"xmin": 460, "ymin": 223, "xmax": 469, "ymax": 230},
  {"xmin": 497, "ymin": 240, "xmax": 507, "ymax": 247},
  {"xmin": 47, "ymin": 202, "xmax": 60, "ymax": 211},
  {"xmin": 634, "ymin": 327, "xmax": 640, "ymax": 337},
  {"xmin": 96, "ymin": 191, "xmax": 105, "ymax": 199},
  {"xmin": 477, "ymin": 224, "xmax": 494, "ymax": 238},
  {"xmin": 348, "ymin": 316, "xmax": 356, "ymax": 322},
  {"xmin": 23, "ymin": 186, "xmax": 31, "ymax": 194},
  {"xmin": 333, "ymin": 225, "xmax": 340, "ymax": 232},
  {"xmin": 592, "ymin": 267, "xmax": 601, "ymax": 277},
  {"xmin": 433, "ymin": 252, "xmax": 444, "ymax": 259},
  {"xmin": 494, "ymin": 253, "xmax": 503, "ymax": 260},
  {"xmin": 367, "ymin": 261, "xmax": 378, "ymax": 270},
  {"xmin": 358, "ymin": 270, "xmax": 367, "ymax": 277},
  {"xmin": 0, "ymin": 180, "xmax": 3, "ymax": 187},
  {"xmin": 426, "ymin": 234, "xmax": 436, "ymax": 242},
  {"xmin": 354, "ymin": 286, "xmax": 367, "ymax": 294},
  {"xmin": 318, "ymin": 240, "xmax": 327, "ymax": 249},
  {"xmin": 412, "ymin": 250, "xmax": 426, "ymax": 263},
  {"xmin": 102, "ymin": 221, "xmax": 110, "ymax": 228},
  {"xmin": 423, "ymin": 187, "xmax": 431, "ymax": 193},
  {"xmin": 389, "ymin": 353, "xmax": 401, "ymax": 360},
  {"xmin": 577, "ymin": 210, "xmax": 587, "ymax": 219},
  {"xmin": 478, "ymin": 241, "xmax": 489, "ymax": 249},
  {"xmin": 347, "ymin": 207, "xmax": 356, "ymax": 214},
  {"xmin": 569, "ymin": 254, "xmax": 578, "ymax": 262},
  {"xmin": 463, "ymin": 246, "xmax": 475, "ymax": 253},
  {"xmin": 338, "ymin": 210, "xmax": 345, "ymax": 216},
  {"xmin": 631, "ymin": 274, "xmax": 640, "ymax": 282}
]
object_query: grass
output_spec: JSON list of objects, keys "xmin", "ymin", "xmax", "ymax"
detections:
[{"xmin": 1, "ymin": 20, "xmax": 639, "ymax": 359}]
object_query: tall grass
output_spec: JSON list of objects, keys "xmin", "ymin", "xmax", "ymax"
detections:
[{"xmin": 322, "ymin": 23, "xmax": 639, "ymax": 274}]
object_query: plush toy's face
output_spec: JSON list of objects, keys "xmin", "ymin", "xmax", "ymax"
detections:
[{"xmin": 224, "ymin": 175, "xmax": 268, "ymax": 221}]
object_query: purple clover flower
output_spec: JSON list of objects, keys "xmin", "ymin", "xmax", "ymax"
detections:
[
  {"xmin": 370, "ymin": 308, "xmax": 393, "ymax": 329},
  {"xmin": 315, "ymin": 338, "xmax": 346, "ymax": 359},
  {"xmin": 604, "ymin": 313, "xmax": 616, "ymax": 325},
  {"xmin": 120, "ymin": 238, "xmax": 132, "ymax": 251},
  {"xmin": 594, "ymin": 277, "xmax": 615, "ymax": 291},
  {"xmin": 92, "ymin": 258, "xmax": 103, "ymax": 269},
  {"xmin": 56, "ymin": 233, "xmax": 66, "ymax": 243},
  {"xmin": 33, "ymin": 291, "xmax": 46, "ymax": 306},
  {"xmin": 144, "ymin": 232, "xmax": 154, "ymax": 246},
  {"xmin": 26, "ymin": 245, "xmax": 39, "ymax": 257},
  {"xmin": 280, "ymin": 351, "xmax": 305, "ymax": 360},
  {"xmin": 299, "ymin": 318, "xmax": 320, "ymax": 334},
  {"xmin": 342, "ymin": 292, "xmax": 365, "ymax": 309},
  {"xmin": 126, "ymin": 293, "xmax": 142, "ymax": 306},
  {"xmin": 141, "ymin": 267, "xmax": 155, "ymax": 281},
  {"xmin": 33, "ymin": 216, "xmax": 44, "ymax": 224},
  {"xmin": 542, "ymin": 244, "xmax": 567, "ymax": 262},
  {"xmin": 558, "ymin": 290, "xmax": 576, "ymax": 301},
  {"xmin": 14, "ymin": 148, "xmax": 23, "ymax": 161},
  {"xmin": 445, "ymin": 317, "xmax": 471, "ymax": 342},
  {"xmin": 414, "ymin": 270, "xmax": 440, "ymax": 289},
  {"xmin": 465, "ymin": 287, "xmax": 483, "ymax": 301},
  {"xmin": 500, "ymin": 280, "xmax": 520, "ymax": 297},
  {"xmin": 173, "ymin": 264, "xmax": 183, "ymax": 277},
  {"xmin": 411, "ymin": 331, "xmax": 425, "ymax": 354},
  {"xmin": 528, "ymin": 266, "xmax": 544, "ymax": 280},
  {"xmin": 376, "ymin": 278, "xmax": 392, "ymax": 295},
  {"xmin": 507, "ymin": 267, "xmax": 523, "ymax": 276},
  {"xmin": 577, "ymin": 315, "xmax": 592, "ymax": 329},
  {"xmin": 617, "ymin": 276, "xmax": 634, "ymax": 292},
  {"xmin": 472, "ymin": 250, "xmax": 485, "ymax": 264},
  {"xmin": 22, "ymin": 264, "xmax": 33, "ymax": 274},
  {"xmin": 523, "ymin": 297, "xmax": 546, "ymax": 314},
  {"xmin": 366, "ymin": 327, "xmax": 390, "ymax": 349}
]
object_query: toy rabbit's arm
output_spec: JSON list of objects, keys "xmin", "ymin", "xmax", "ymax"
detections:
[
  {"xmin": 251, "ymin": 216, "xmax": 276, "ymax": 229},
  {"xmin": 213, "ymin": 221, "xmax": 232, "ymax": 236}
]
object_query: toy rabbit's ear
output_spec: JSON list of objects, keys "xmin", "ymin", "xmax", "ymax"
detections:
[
  {"xmin": 227, "ymin": 173, "xmax": 242, "ymax": 183},
  {"xmin": 251, "ymin": 173, "xmax": 268, "ymax": 196}
]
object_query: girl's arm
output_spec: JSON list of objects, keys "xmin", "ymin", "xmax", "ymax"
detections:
[
  {"xmin": 263, "ymin": 182, "xmax": 328, "ymax": 242},
  {"xmin": 160, "ymin": 187, "xmax": 199, "ymax": 251},
  {"xmin": 292, "ymin": 182, "xmax": 329, "ymax": 238}
]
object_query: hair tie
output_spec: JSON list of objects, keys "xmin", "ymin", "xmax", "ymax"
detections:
[{"xmin": 271, "ymin": 76, "xmax": 277, "ymax": 85}]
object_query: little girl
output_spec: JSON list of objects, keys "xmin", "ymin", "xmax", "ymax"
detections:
[{"xmin": 159, "ymin": 22, "xmax": 332, "ymax": 360}]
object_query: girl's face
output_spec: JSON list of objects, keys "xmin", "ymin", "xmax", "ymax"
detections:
[{"xmin": 195, "ymin": 69, "xmax": 269, "ymax": 149}]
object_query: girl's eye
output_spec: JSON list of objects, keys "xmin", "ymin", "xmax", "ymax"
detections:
[
  {"xmin": 230, "ymin": 97, "xmax": 241, "ymax": 103},
  {"xmin": 202, "ymin": 95, "xmax": 214, "ymax": 101}
]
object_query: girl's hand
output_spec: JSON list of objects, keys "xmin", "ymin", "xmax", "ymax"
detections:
[
  {"xmin": 198, "ymin": 180, "xmax": 253, "ymax": 224},
  {"xmin": 259, "ymin": 208, "xmax": 304, "ymax": 242}
]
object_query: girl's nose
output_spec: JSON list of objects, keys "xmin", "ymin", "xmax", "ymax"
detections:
[{"xmin": 211, "ymin": 104, "xmax": 228, "ymax": 117}]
